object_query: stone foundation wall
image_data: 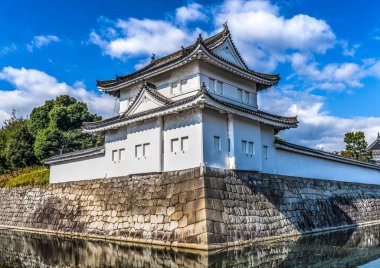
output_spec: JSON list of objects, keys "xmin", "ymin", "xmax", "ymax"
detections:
[
  {"xmin": 0, "ymin": 168, "xmax": 209, "ymax": 249},
  {"xmin": 0, "ymin": 167, "xmax": 380, "ymax": 249},
  {"xmin": 203, "ymin": 167, "xmax": 380, "ymax": 246}
]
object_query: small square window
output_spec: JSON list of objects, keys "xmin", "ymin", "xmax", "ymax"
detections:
[
  {"xmin": 263, "ymin": 145, "xmax": 268, "ymax": 160},
  {"xmin": 249, "ymin": 142, "xmax": 255, "ymax": 156},
  {"xmin": 135, "ymin": 145, "xmax": 143, "ymax": 158},
  {"xmin": 209, "ymin": 78, "xmax": 215, "ymax": 92},
  {"xmin": 214, "ymin": 136, "xmax": 221, "ymax": 152},
  {"xmin": 180, "ymin": 79, "xmax": 187, "ymax": 92},
  {"xmin": 217, "ymin": 81, "xmax": 223, "ymax": 94},
  {"xmin": 112, "ymin": 150, "xmax": 118, "ymax": 162},
  {"xmin": 171, "ymin": 138, "xmax": 179, "ymax": 153},
  {"xmin": 244, "ymin": 91, "xmax": 250, "ymax": 103},
  {"xmin": 171, "ymin": 82, "xmax": 179, "ymax": 95},
  {"xmin": 237, "ymin": 88, "xmax": 243, "ymax": 101},
  {"xmin": 242, "ymin": 140, "xmax": 247, "ymax": 155},
  {"xmin": 119, "ymin": 148, "xmax": 125, "ymax": 161},
  {"xmin": 181, "ymin": 137, "xmax": 189, "ymax": 151},
  {"xmin": 143, "ymin": 143, "xmax": 150, "ymax": 157}
]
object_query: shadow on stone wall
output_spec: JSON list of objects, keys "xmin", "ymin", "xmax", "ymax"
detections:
[
  {"xmin": 1, "ymin": 224, "xmax": 380, "ymax": 267},
  {"xmin": 202, "ymin": 167, "xmax": 380, "ymax": 245}
]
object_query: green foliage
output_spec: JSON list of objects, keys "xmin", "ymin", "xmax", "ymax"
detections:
[
  {"xmin": 341, "ymin": 131, "xmax": 372, "ymax": 162},
  {"xmin": 0, "ymin": 112, "xmax": 38, "ymax": 172},
  {"xmin": 0, "ymin": 95, "xmax": 103, "ymax": 174},
  {"xmin": 29, "ymin": 95, "xmax": 103, "ymax": 161},
  {"xmin": 4, "ymin": 166, "xmax": 49, "ymax": 188},
  {"xmin": 0, "ymin": 166, "xmax": 49, "ymax": 188},
  {"xmin": 34, "ymin": 127, "xmax": 65, "ymax": 160},
  {"xmin": 6, "ymin": 121, "xmax": 37, "ymax": 169},
  {"xmin": 275, "ymin": 136, "xmax": 285, "ymax": 143}
]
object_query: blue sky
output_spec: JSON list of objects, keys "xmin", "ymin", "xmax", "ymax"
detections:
[{"xmin": 1, "ymin": 0, "xmax": 380, "ymax": 150}]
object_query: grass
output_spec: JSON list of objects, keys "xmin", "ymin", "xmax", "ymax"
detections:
[{"xmin": 0, "ymin": 166, "xmax": 49, "ymax": 188}]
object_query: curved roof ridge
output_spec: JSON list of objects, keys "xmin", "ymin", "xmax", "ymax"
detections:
[
  {"xmin": 97, "ymin": 25, "xmax": 279, "ymax": 91},
  {"xmin": 368, "ymin": 133, "xmax": 380, "ymax": 150}
]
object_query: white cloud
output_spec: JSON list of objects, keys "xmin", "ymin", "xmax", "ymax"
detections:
[
  {"xmin": 89, "ymin": 18, "xmax": 203, "ymax": 60},
  {"xmin": 289, "ymin": 53, "xmax": 380, "ymax": 91},
  {"xmin": 259, "ymin": 87, "xmax": 380, "ymax": 151},
  {"xmin": 214, "ymin": 0, "xmax": 336, "ymax": 71},
  {"xmin": 339, "ymin": 40, "xmax": 360, "ymax": 57},
  {"xmin": 175, "ymin": 3, "xmax": 207, "ymax": 24},
  {"xmin": 0, "ymin": 44, "xmax": 17, "ymax": 57},
  {"xmin": 0, "ymin": 67, "xmax": 115, "ymax": 125},
  {"xmin": 27, "ymin": 35, "xmax": 60, "ymax": 52}
]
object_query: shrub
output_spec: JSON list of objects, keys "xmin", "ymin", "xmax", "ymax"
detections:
[{"xmin": 2, "ymin": 166, "xmax": 49, "ymax": 188}]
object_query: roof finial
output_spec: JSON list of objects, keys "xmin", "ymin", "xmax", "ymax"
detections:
[
  {"xmin": 196, "ymin": 33, "xmax": 203, "ymax": 44},
  {"xmin": 378, "ymin": 132, "xmax": 380, "ymax": 139},
  {"xmin": 223, "ymin": 21, "xmax": 229, "ymax": 33},
  {"xmin": 151, "ymin": 53, "xmax": 156, "ymax": 62},
  {"xmin": 181, "ymin": 46, "xmax": 185, "ymax": 54},
  {"xmin": 201, "ymin": 81, "xmax": 207, "ymax": 92},
  {"xmin": 115, "ymin": 75, "xmax": 120, "ymax": 81}
]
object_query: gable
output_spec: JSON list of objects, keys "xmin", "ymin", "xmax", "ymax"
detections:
[
  {"xmin": 127, "ymin": 92, "xmax": 166, "ymax": 115},
  {"xmin": 211, "ymin": 37, "xmax": 246, "ymax": 69},
  {"xmin": 370, "ymin": 141, "xmax": 380, "ymax": 151},
  {"xmin": 368, "ymin": 137, "xmax": 380, "ymax": 151}
]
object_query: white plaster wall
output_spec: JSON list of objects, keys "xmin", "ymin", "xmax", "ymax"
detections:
[
  {"xmin": 164, "ymin": 108, "xmax": 203, "ymax": 171},
  {"xmin": 49, "ymin": 156, "xmax": 106, "ymax": 183},
  {"xmin": 199, "ymin": 62, "xmax": 258, "ymax": 109},
  {"xmin": 261, "ymin": 125, "xmax": 277, "ymax": 174},
  {"xmin": 150, "ymin": 62, "xmax": 200, "ymax": 100},
  {"xmin": 276, "ymin": 149, "xmax": 380, "ymax": 184},
  {"xmin": 105, "ymin": 119, "xmax": 162, "ymax": 177},
  {"xmin": 233, "ymin": 116, "xmax": 262, "ymax": 171},
  {"xmin": 202, "ymin": 109, "xmax": 229, "ymax": 169},
  {"xmin": 119, "ymin": 83, "xmax": 143, "ymax": 113}
]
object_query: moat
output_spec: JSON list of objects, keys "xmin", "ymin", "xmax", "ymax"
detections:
[{"xmin": 1, "ymin": 224, "xmax": 380, "ymax": 267}]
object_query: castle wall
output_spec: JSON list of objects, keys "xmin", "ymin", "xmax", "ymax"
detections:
[
  {"xmin": 202, "ymin": 109, "xmax": 229, "ymax": 168},
  {"xmin": 276, "ymin": 148, "xmax": 380, "ymax": 184},
  {"xmin": 49, "ymin": 155, "xmax": 106, "ymax": 183},
  {"xmin": 199, "ymin": 62, "xmax": 258, "ymax": 109},
  {"xmin": 3, "ymin": 167, "xmax": 380, "ymax": 249},
  {"xmin": 260, "ymin": 125, "xmax": 277, "ymax": 173},
  {"xmin": 163, "ymin": 108, "xmax": 203, "ymax": 171}
]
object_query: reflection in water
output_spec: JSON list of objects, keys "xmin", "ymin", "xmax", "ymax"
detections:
[{"xmin": 1, "ymin": 224, "xmax": 380, "ymax": 267}]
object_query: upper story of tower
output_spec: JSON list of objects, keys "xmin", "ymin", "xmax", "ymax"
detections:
[{"xmin": 96, "ymin": 24, "xmax": 280, "ymax": 114}]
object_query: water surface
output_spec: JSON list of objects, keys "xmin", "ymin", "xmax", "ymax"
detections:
[{"xmin": 1, "ymin": 224, "xmax": 380, "ymax": 267}]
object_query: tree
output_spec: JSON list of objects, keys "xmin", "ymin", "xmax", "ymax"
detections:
[
  {"xmin": 0, "ymin": 111, "xmax": 38, "ymax": 172},
  {"xmin": 6, "ymin": 122, "xmax": 37, "ymax": 169},
  {"xmin": 341, "ymin": 131, "xmax": 372, "ymax": 162},
  {"xmin": 29, "ymin": 95, "xmax": 103, "ymax": 160}
]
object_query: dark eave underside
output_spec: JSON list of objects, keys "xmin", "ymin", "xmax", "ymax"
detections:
[{"xmin": 83, "ymin": 89, "xmax": 297, "ymax": 131}]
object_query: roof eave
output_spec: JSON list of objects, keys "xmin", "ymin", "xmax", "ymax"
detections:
[{"xmin": 97, "ymin": 44, "xmax": 279, "ymax": 93}]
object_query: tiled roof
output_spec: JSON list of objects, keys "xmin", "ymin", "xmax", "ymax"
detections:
[
  {"xmin": 44, "ymin": 146, "xmax": 105, "ymax": 164},
  {"xmin": 97, "ymin": 25, "xmax": 279, "ymax": 91},
  {"xmin": 275, "ymin": 140, "xmax": 380, "ymax": 170},
  {"xmin": 368, "ymin": 133, "xmax": 380, "ymax": 151},
  {"xmin": 82, "ymin": 85, "xmax": 297, "ymax": 132}
]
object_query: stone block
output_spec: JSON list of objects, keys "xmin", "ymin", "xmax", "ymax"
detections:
[
  {"xmin": 171, "ymin": 211, "xmax": 183, "ymax": 221},
  {"xmin": 178, "ymin": 215, "xmax": 187, "ymax": 227},
  {"xmin": 196, "ymin": 209, "xmax": 206, "ymax": 222}
]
